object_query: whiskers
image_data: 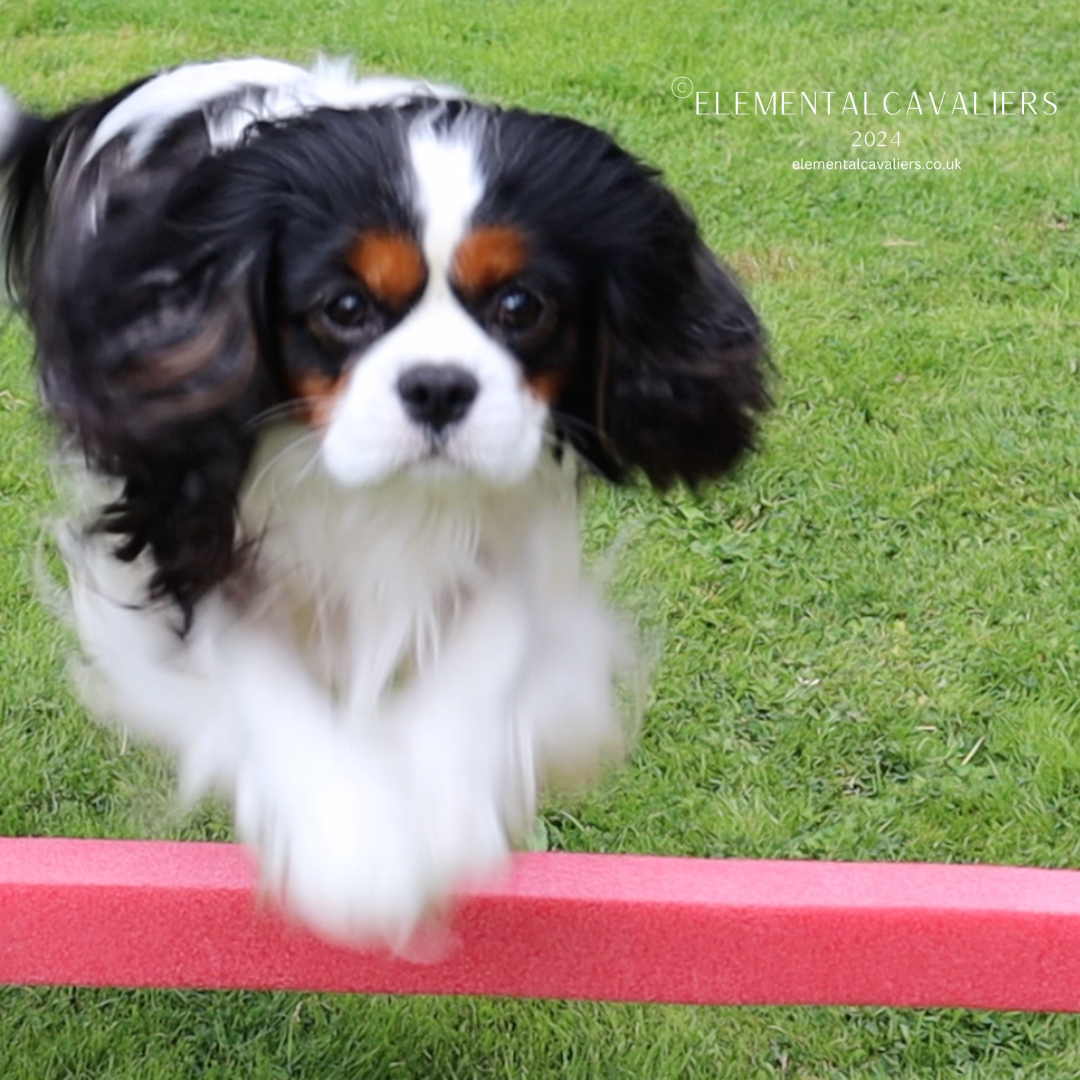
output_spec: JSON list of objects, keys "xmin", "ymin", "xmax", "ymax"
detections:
[
  {"xmin": 243, "ymin": 423, "xmax": 323, "ymax": 506},
  {"xmin": 243, "ymin": 397, "xmax": 312, "ymax": 433}
]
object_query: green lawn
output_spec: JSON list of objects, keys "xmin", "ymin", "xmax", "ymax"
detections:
[{"xmin": 2, "ymin": 0, "xmax": 1080, "ymax": 1075}]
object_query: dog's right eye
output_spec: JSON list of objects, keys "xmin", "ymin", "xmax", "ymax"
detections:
[{"xmin": 323, "ymin": 290, "xmax": 371, "ymax": 329}]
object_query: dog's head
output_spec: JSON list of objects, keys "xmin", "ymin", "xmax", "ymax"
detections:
[{"xmin": 2, "ymin": 62, "xmax": 768, "ymax": 620}]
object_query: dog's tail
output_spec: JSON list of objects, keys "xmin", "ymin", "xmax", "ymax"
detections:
[
  {"xmin": 0, "ymin": 86, "xmax": 51, "ymax": 307},
  {"xmin": 0, "ymin": 86, "xmax": 26, "ymax": 163}
]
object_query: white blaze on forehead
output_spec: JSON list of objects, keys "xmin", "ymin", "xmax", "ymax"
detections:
[{"xmin": 407, "ymin": 121, "xmax": 486, "ymax": 287}]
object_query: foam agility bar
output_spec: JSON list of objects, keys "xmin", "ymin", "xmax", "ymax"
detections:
[{"xmin": 3, "ymin": 838, "xmax": 1080, "ymax": 1011}]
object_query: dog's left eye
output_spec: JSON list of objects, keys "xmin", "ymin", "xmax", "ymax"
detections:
[{"xmin": 492, "ymin": 286, "xmax": 545, "ymax": 334}]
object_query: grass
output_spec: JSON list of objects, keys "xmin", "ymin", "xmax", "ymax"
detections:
[{"xmin": 2, "ymin": 0, "xmax": 1080, "ymax": 1075}]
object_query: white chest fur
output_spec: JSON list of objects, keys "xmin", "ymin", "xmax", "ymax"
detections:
[
  {"xmin": 240, "ymin": 424, "xmax": 589, "ymax": 717},
  {"xmin": 65, "ymin": 428, "xmax": 629, "ymax": 944}
]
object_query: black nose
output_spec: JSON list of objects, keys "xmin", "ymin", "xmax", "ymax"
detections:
[{"xmin": 397, "ymin": 364, "xmax": 479, "ymax": 432}]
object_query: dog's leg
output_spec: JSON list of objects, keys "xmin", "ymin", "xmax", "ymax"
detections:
[
  {"xmin": 376, "ymin": 582, "xmax": 534, "ymax": 892},
  {"xmin": 64, "ymin": 531, "xmax": 474, "ymax": 943},
  {"xmin": 67, "ymin": 521, "xmax": 625, "ymax": 946},
  {"xmin": 212, "ymin": 616, "xmax": 443, "ymax": 941},
  {"xmin": 513, "ymin": 584, "xmax": 632, "ymax": 789},
  {"xmin": 379, "ymin": 574, "xmax": 628, "ymax": 898}
]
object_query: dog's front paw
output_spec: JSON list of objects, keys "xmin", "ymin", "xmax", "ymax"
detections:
[
  {"xmin": 234, "ymin": 740, "xmax": 415, "ymax": 943},
  {"xmin": 233, "ymin": 732, "xmax": 511, "ymax": 947}
]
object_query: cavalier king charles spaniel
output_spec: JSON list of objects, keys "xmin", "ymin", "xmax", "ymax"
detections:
[{"xmin": 0, "ymin": 59, "xmax": 767, "ymax": 945}]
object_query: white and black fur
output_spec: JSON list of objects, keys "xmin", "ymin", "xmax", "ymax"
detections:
[{"xmin": 0, "ymin": 59, "xmax": 767, "ymax": 945}]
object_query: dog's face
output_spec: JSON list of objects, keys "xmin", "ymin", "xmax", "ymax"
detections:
[
  {"xmin": 4, "ymin": 71, "xmax": 768, "ymax": 616},
  {"xmin": 275, "ymin": 114, "xmax": 562, "ymax": 489},
  {"xmin": 198, "ymin": 102, "xmax": 765, "ymax": 494}
]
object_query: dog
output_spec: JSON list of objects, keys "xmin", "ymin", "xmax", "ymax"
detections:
[{"xmin": 0, "ymin": 58, "xmax": 767, "ymax": 945}]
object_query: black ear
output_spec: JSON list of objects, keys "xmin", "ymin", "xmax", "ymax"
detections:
[
  {"xmin": 2, "ymin": 98, "xmax": 274, "ymax": 627},
  {"xmin": 485, "ymin": 111, "xmax": 771, "ymax": 488},
  {"xmin": 589, "ymin": 184, "xmax": 768, "ymax": 488},
  {"xmin": 53, "ymin": 210, "xmax": 274, "ymax": 630}
]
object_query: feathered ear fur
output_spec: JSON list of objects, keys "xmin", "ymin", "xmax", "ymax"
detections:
[
  {"xmin": 592, "ymin": 198, "xmax": 768, "ymax": 488},
  {"xmin": 482, "ymin": 111, "xmax": 769, "ymax": 487},
  {"xmin": 1, "ymin": 88, "xmax": 272, "ymax": 627}
]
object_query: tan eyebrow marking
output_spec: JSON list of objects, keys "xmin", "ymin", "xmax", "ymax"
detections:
[
  {"xmin": 346, "ymin": 231, "xmax": 427, "ymax": 306},
  {"xmin": 452, "ymin": 225, "xmax": 528, "ymax": 296}
]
